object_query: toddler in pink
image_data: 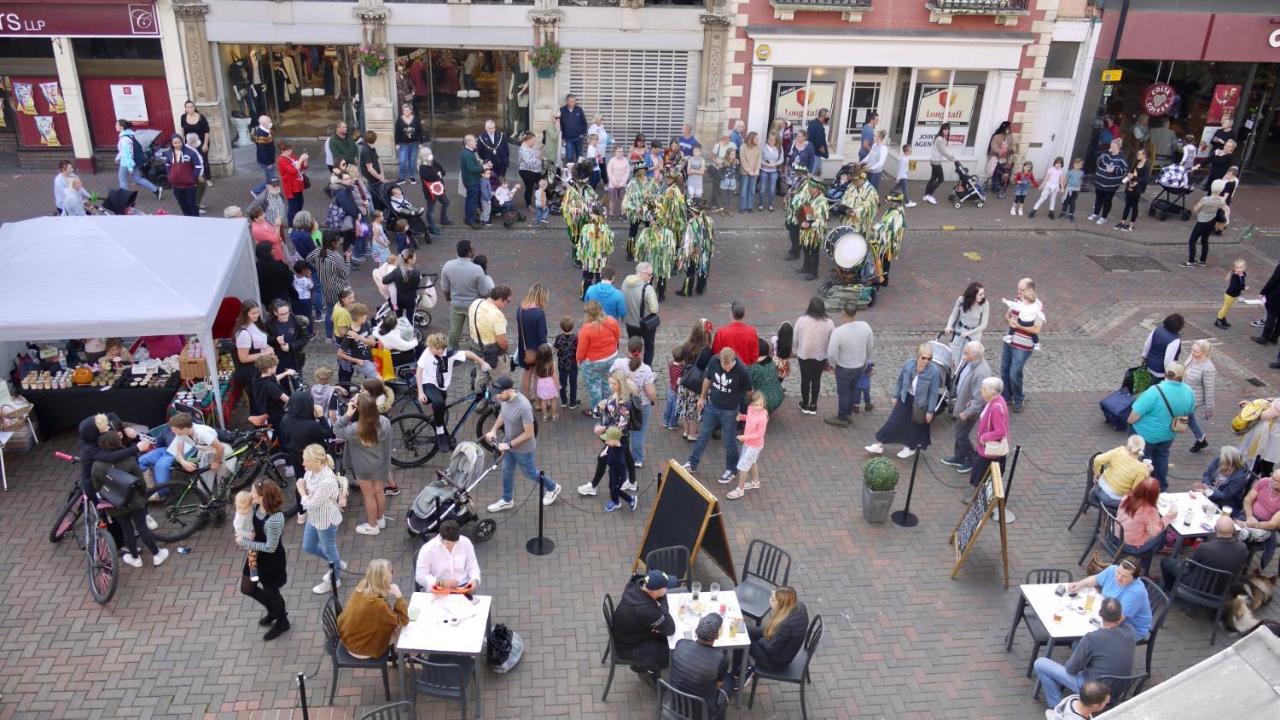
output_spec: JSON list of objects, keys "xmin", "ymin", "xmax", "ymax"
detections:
[{"xmin": 728, "ymin": 391, "xmax": 769, "ymax": 500}]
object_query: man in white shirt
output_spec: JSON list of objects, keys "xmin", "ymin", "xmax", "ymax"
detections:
[
  {"xmin": 416, "ymin": 333, "xmax": 490, "ymax": 443},
  {"xmin": 414, "ymin": 519, "xmax": 480, "ymax": 591},
  {"xmin": 138, "ymin": 412, "xmax": 226, "ymax": 491}
]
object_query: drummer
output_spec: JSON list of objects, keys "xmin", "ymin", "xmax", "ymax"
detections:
[
  {"xmin": 825, "ymin": 228, "xmax": 872, "ymax": 285},
  {"xmin": 840, "ymin": 166, "xmax": 879, "ymax": 240},
  {"xmin": 870, "ymin": 191, "xmax": 906, "ymax": 287},
  {"xmin": 792, "ymin": 172, "xmax": 829, "ymax": 281}
]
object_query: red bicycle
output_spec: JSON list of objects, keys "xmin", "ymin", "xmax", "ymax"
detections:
[{"xmin": 48, "ymin": 452, "xmax": 119, "ymax": 604}]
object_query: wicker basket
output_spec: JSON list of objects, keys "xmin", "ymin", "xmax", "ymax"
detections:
[{"xmin": 178, "ymin": 347, "xmax": 208, "ymax": 380}]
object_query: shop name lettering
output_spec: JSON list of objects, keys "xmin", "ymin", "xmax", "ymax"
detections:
[{"xmin": 2, "ymin": 13, "xmax": 47, "ymax": 33}]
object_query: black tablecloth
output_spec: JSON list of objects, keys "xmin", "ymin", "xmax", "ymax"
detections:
[{"xmin": 23, "ymin": 378, "xmax": 180, "ymax": 435}]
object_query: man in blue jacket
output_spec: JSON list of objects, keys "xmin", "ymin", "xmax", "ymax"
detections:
[
  {"xmin": 806, "ymin": 109, "xmax": 831, "ymax": 175},
  {"xmin": 584, "ymin": 266, "xmax": 626, "ymax": 323},
  {"xmin": 559, "ymin": 94, "xmax": 589, "ymax": 164}
]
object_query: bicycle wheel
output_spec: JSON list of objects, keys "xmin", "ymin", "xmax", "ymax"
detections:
[
  {"xmin": 87, "ymin": 518, "xmax": 119, "ymax": 605},
  {"xmin": 473, "ymin": 403, "xmax": 500, "ymax": 440},
  {"xmin": 49, "ymin": 489, "xmax": 82, "ymax": 544},
  {"xmin": 227, "ymin": 448, "xmax": 268, "ymax": 492},
  {"xmin": 146, "ymin": 482, "xmax": 211, "ymax": 542},
  {"xmin": 391, "ymin": 413, "xmax": 440, "ymax": 468}
]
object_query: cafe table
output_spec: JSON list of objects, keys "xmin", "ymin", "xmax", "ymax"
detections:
[
  {"xmin": 1157, "ymin": 491, "xmax": 1222, "ymax": 556},
  {"xmin": 396, "ymin": 592, "xmax": 492, "ymax": 716},
  {"xmin": 1004, "ymin": 582, "xmax": 1103, "ymax": 688},
  {"xmin": 667, "ymin": 588, "xmax": 753, "ymax": 707}
]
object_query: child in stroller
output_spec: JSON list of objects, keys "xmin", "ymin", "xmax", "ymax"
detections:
[
  {"xmin": 543, "ymin": 163, "xmax": 567, "ymax": 216},
  {"xmin": 947, "ymin": 162, "xmax": 986, "ymax": 208},
  {"xmin": 406, "ymin": 438, "xmax": 501, "ymax": 542},
  {"xmin": 385, "ymin": 182, "xmax": 432, "ymax": 244},
  {"xmin": 491, "ymin": 177, "xmax": 526, "ymax": 228}
]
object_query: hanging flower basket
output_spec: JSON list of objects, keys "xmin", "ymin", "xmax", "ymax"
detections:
[
  {"xmin": 529, "ymin": 40, "xmax": 563, "ymax": 76},
  {"xmin": 358, "ymin": 45, "xmax": 389, "ymax": 76},
  {"xmin": 536, "ymin": 67, "xmax": 557, "ymax": 79}
]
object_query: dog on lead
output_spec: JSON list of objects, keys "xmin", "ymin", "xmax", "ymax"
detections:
[{"xmin": 1223, "ymin": 572, "xmax": 1277, "ymax": 635}]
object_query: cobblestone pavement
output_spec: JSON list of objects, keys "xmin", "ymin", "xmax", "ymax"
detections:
[{"xmin": 1, "ymin": 158, "xmax": 1280, "ymax": 720}]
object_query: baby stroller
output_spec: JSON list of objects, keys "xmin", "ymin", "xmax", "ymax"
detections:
[
  {"xmin": 99, "ymin": 189, "xmax": 143, "ymax": 215},
  {"xmin": 406, "ymin": 438, "xmax": 501, "ymax": 542},
  {"xmin": 542, "ymin": 163, "xmax": 568, "ymax": 216},
  {"xmin": 987, "ymin": 159, "xmax": 1010, "ymax": 199},
  {"xmin": 374, "ymin": 272, "xmax": 437, "ymax": 333},
  {"xmin": 947, "ymin": 162, "xmax": 986, "ymax": 209},
  {"xmin": 1147, "ymin": 164, "xmax": 1193, "ymax": 222},
  {"xmin": 381, "ymin": 180, "xmax": 433, "ymax": 244},
  {"xmin": 926, "ymin": 334, "xmax": 955, "ymax": 415}
]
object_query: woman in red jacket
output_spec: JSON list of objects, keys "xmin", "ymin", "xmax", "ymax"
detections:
[
  {"xmin": 277, "ymin": 143, "xmax": 310, "ymax": 227},
  {"xmin": 575, "ymin": 301, "xmax": 621, "ymax": 416},
  {"xmin": 969, "ymin": 376, "xmax": 1010, "ymax": 491}
]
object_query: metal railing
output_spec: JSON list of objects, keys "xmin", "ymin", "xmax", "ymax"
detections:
[{"xmin": 926, "ymin": 0, "xmax": 1030, "ymax": 12}]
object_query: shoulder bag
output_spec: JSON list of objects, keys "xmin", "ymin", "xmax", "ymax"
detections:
[
  {"xmin": 1155, "ymin": 385, "xmax": 1190, "ymax": 433},
  {"xmin": 639, "ymin": 283, "xmax": 661, "ymax": 333}
]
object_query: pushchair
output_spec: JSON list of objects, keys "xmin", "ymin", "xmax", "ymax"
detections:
[
  {"xmin": 1147, "ymin": 164, "xmax": 1193, "ymax": 222},
  {"xmin": 947, "ymin": 162, "xmax": 986, "ymax": 209},
  {"xmin": 98, "ymin": 189, "xmax": 143, "ymax": 215},
  {"xmin": 373, "ymin": 272, "xmax": 437, "ymax": 332},
  {"xmin": 987, "ymin": 159, "xmax": 1010, "ymax": 199},
  {"xmin": 381, "ymin": 180, "xmax": 433, "ymax": 244},
  {"xmin": 544, "ymin": 163, "xmax": 568, "ymax": 216},
  {"xmin": 926, "ymin": 334, "xmax": 955, "ymax": 415},
  {"xmin": 406, "ymin": 438, "xmax": 501, "ymax": 542}
]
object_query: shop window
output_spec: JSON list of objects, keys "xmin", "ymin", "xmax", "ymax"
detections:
[
  {"xmin": 71, "ymin": 39, "xmax": 162, "ymax": 61},
  {"xmin": 843, "ymin": 82, "xmax": 882, "ymax": 136},
  {"xmin": 898, "ymin": 68, "xmax": 986, "ymax": 152},
  {"xmin": 1044, "ymin": 42, "xmax": 1079, "ymax": 79},
  {"xmin": 0, "ymin": 38, "xmax": 54, "ymax": 60}
]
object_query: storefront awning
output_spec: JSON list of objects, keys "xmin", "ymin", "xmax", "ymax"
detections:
[
  {"xmin": 1095, "ymin": 10, "xmax": 1280, "ymax": 64},
  {"xmin": 0, "ymin": 1, "xmax": 158, "ymax": 39}
]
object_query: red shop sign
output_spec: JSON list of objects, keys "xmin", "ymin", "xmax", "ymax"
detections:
[
  {"xmin": 0, "ymin": 1, "xmax": 157, "ymax": 38},
  {"xmin": 1142, "ymin": 83, "xmax": 1177, "ymax": 117}
]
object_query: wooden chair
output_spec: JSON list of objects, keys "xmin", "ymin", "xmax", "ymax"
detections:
[
  {"xmin": 645, "ymin": 545, "xmax": 692, "ymax": 588},
  {"xmin": 748, "ymin": 615, "xmax": 823, "ymax": 720},
  {"xmin": 738, "ymin": 539, "xmax": 792, "ymax": 624},
  {"xmin": 1168, "ymin": 558, "xmax": 1239, "ymax": 645},
  {"xmin": 657, "ymin": 678, "xmax": 710, "ymax": 720}
]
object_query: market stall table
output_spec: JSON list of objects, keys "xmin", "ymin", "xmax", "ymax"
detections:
[
  {"xmin": 667, "ymin": 588, "xmax": 753, "ymax": 707},
  {"xmin": 1157, "ymin": 491, "xmax": 1221, "ymax": 556},
  {"xmin": 1005, "ymin": 582, "xmax": 1104, "ymax": 691},
  {"xmin": 22, "ymin": 374, "xmax": 181, "ymax": 435},
  {"xmin": 396, "ymin": 592, "xmax": 492, "ymax": 716}
]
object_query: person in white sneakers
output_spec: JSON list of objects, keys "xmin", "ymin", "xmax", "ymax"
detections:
[
  {"xmin": 333, "ymin": 395, "xmax": 392, "ymax": 535},
  {"xmin": 414, "ymin": 519, "xmax": 480, "ymax": 592},
  {"xmin": 296, "ymin": 443, "xmax": 348, "ymax": 594},
  {"xmin": 864, "ymin": 343, "xmax": 943, "ymax": 459},
  {"xmin": 921, "ymin": 123, "xmax": 956, "ymax": 205},
  {"xmin": 485, "ymin": 376, "xmax": 562, "ymax": 512}
]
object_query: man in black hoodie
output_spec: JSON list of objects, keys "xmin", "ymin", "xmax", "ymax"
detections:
[
  {"xmin": 612, "ymin": 569, "xmax": 678, "ymax": 676},
  {"xmin": 685, "ymin": 347, "xmax": 753, "ymax": 484},
  {"xmin": 280, "ymin": 390, "xmax": 334, "ymax": 478}
]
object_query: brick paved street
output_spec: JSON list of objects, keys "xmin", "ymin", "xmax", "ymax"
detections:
[{"xmin": 2, "ymin": 154, "xmax": 1280, "ymax": 720}]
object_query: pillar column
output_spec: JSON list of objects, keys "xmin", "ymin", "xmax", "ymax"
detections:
[
  {"xmin": 172, "ymin": 0, "xmax": 233, "ymax": 177},
  {"xmin": 695, "ymin": 12, "xmax": 733, "ymax": 144},
  {"xmin": 50, "ymin": 37, "xmax": 94, "ymax": 173},
  {"xmin": 354, "ymin": 0, "xmax": 395, "ymax": 165},
  {"xmin": 527, "ymin": 7, "xmax": 564, "ymax": 143},
  {"xmin": 155, "ymin": 0, "xmax": 189, "ymax": 123}
]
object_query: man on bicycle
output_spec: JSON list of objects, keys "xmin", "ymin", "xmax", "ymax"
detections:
[
  {"xmin": 138, "ymin": 412, "xmax": 227, "ymax": 492},
  {"xmin": 416, "ymin": 332, "xmax": 491, "ymax": 448}
]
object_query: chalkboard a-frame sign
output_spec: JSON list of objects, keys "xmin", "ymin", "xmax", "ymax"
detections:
[
  {"xmin": 632, "ymin": 460, "xmax": 738, "ymax": 584},
  {"xmin": 950, "ymin": 462, "xmax": 1010, "ymax": 588}
]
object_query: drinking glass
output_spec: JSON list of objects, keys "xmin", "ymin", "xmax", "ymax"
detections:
[
  {"xmin": 1083, "ymin": 590, "xmax": 1097, "ymax": 614},
  {"xmin": 691, "ymin": 581, "xmax": 702, "ymax": 600},
  {"xmin": 408, "ymin": 606, "xmax": 421, "ymax": 622},
  {"xmin": 709, "ymin": 583, "xmax": 720, "ymax": 600}
]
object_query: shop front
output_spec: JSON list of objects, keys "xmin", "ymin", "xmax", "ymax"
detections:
[
  {"xmin": 744, "ymin": 30, "xmax": 1027, "ymax": 178},
  {"xmin": 0, "ymin": 0, "xmax": 180, "ymax": 172},
  {"xmin": 1079, "ymin": 9, "xmax": 1280, "ymax": 180},
  {"xmin": 215, "ymin": 44, "xmax": 361, "ymax": 142},
  {"xmin": 396, "ymin": 48, "xmax": 529, "ymax": 141}
]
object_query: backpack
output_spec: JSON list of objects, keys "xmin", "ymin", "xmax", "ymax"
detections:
[
  {"xmin": 1232, "ymin": 398, "xmax": 1274, "ymax": 435},
  {"xmin": 130, "ymin": 135, "xmax": 148, "ymax": 171}
]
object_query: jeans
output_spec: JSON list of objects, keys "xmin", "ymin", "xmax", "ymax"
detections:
[
  {"xmin": 465, "ymin": 183, "xmax": 481, "ymax": 224},
  {"xmin": 558, "ymin": 364, "xmax": 579, "ymax": 405},
  {"xmin": 834, "ymin": 365, "xmax": 865, "ymax": 420},
  {"xmin": 339, "ymin": 359, "xmax": 380, "ymax": 384},
  {"xmin": 302, "ymin": 522, "xmax": 342, "ymax": 570},
  {"xmin": 1187, "ymin": 411, "xmax": 1206, "ymax": 442},
  {"xmin": 580, "ymin": 358, "xmax": 613, "ymax": 410},
  {"xmin": 739, "ymin": 174, "xmax": 757, "ymax": 211},
  {"xmin": 1062, "ymin": 189, "xmax": 1079, "ymax": 216},
  {"xmin": 564, "ymin": 137, "xmax": 583, "ymax": 164},
  {"xmin": 447, "ymin": 306, "xmax": 470, "ymax": 349},
  {"xmin": 118, "ymin": 506, "xmax": 160, "ymax": 556},
  {"xmin": 1141, "ymin": 437, "xmax": 1172, "ymax": 491},
  {"xmin": 631, "ymin": 404, "xmax": 652, "ymax": 466},
  {"xmin": 1033, "ymin": 657, "xmax": 1084, "ymax": 708},
  {"xmin": 1188, "ymin": 220, "xmax": 1215, "ymax": 263},
  {"xmin": 287, "ymin": 195, "xmax": 304, "ymax": 227},
  {"xmin": 535, "ymin": 206, "xmax": 549, "ymax": 223},
  {"xmin": 253, "ymin": 161, "xmax": 278, "ymax": 196},
  {"xmin": 425, "ymin": 192, "xmax": 451, "ymax": 229},
  {"xmin": 895, "ymin": 178, "xmax": 912, "ymax": 203},
  {"xmin": 138, "ymin": 447, "xmax": 178, "ymax": 489},
  {"xmin": 663, "ymin": 390, "xmax": 680, "ymax": 428},
  {"xmin": 1092, "ymin": 189, "xmax": 1116, "ymax": 219},
  {"xmin": 688, "ymin": 406, "xmax": 741, "ymax": 474},
  {"xmin": 173, "ymin": 187, "xmax": 199, "ymax": 216},
  {"xmin": 397, "ymin": 144, "xmax": 418, "ymax": 181},
  {"xmin": 500, "ymin": 451, "xmax": 555, "ymax": 502},
  {"xmin": 925, "ymin": 163, "xmax": 945, "ymax": 197},
  {"xmin": 759, "ymin": 170, "xmax": 778, "ymax": 209},
  {"xmin": 117, "ymin": 165, "xmax": 157, "ymax": 193},
  {"xmin": 953, "ymin": 415, "xmax": 977, "ymax": 465},
  {"xmin": 1000, "ymin": 343, "xmax": 1031, "ymax": 406}
]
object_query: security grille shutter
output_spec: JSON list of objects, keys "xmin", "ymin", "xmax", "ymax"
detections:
[{"xmin": 565, "ymin": 50, "xmax": 690, "ymax": 143}]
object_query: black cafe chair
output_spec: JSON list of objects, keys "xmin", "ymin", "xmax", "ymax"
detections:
[
  {"xmin": 1079, "ymin": 503, "xmax": 1125, "ymax": 567},
  {"xmin": 748, "ymin": 614, "xmax": 823, "ymax": 720},
  {"xmin": 1168, "ymin": 558, "xmax": 1238, "ymax": 645},
  {"xmin": 601, "ymin": 593, "xmax": 658, "ymax": 701},
  {"xmin": 1005, "ymin": 569, "xmax": 1074, "ymax": 679},
  {"xmin": 738, "ymin": 539, "xmax": 791, "ymax": 625},
  {"xmin": 657, "ymin": 678, "xmax": 710, "ymax": 720},
  {"xmin": 410, "ymin": 655, "xmax": 477, "ymax": 720},
  {"xmin": 359, "ymin": 701, "xmax": 418, "ymax": 720},
  {"xmin": 1099, "ymin": 673, "xmax": 1148, "ymax": 704},
  {"xmin": 645, "ymin": 545, "xmax": 692, "ymax": 588},
  {"xmin": 1134, "ymin": 577, "xmax": 1171, "ymax": 692},
  {"xmin": 1068, "ymin": 452, "xmax": 1102, "ymax": 531},
  {"xmin": 322, "ymin": 596, "xmax": 393, "ymax": 705}
]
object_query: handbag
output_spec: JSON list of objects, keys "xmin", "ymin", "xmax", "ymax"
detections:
[
  {"xmin": 680, "ymin": 364, "xmax": 704, "ymax": 393},
  {"xmin": 640, "ymin": 283, "xmax": 661, "ymax": 333},
  {"xmin": 98, "ymin": 467, "xmax": 145, "ymax": 509},
  {"xmin": 984, "ymin": 437, "xmax": 1010, "ymax": 457},
  {"xmin": 911, "ymin": 404, "xmax": 929, "ymax": 424},
  {"xmin": 1155, "ymin": 385, "xmax": 1190, "ymax": 433}
]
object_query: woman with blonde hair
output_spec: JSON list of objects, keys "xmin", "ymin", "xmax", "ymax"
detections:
[
  {"xmin": 336, "ymin": 559, "xmax": 409, "ymax": 659},
  {"xmin": 334, "ymin": 394, "xmax": 392, "ymax": 535},
  {"xmin": 1091, "ymin": 434, "xmax": 1150, "ymax": 508},
  {"xmin": 517, "ymin": 282, "xmax": 551, "ymax": 397},
  {"xmin": 297, "ymin": 444, "xmax": 347, "ymax": 594},
  {"xmin": 578, "ymin": 371, "xmax": 639, "ymax": 500},
  {"xmin": 1183, "ymin": 338, "xmax": 1217, "ymax": 453},
  {"xmin": 732, "ymin": 585, "xmax": 809, "ymax": 682}
]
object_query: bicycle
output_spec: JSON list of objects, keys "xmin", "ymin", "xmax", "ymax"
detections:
[
  {"xmin": 48, "ymin": 453, "xmax": 119, "ymax": 605},
  {"xmin": 390, "ymin": 369, "xmax": 499, "ymax": 468},
  {"xmin": 145, "ymin": 428, "xmax": 299, "ymax": 542}
]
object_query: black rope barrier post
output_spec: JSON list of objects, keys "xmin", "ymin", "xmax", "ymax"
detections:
[
  {"xmin": 526, "ymin": 471, "xmax": 556, "ymax": 556},
  {"xmin": 297, "ymin": 672, "xmax": 309, "ymax": 720},
  {"xmin": 891, "ymin": 451, "xmax": 921, "ymax": 528},
  {"xmin": 999, "ymin": 445, "xmax": 1022, "ymax": 525}
]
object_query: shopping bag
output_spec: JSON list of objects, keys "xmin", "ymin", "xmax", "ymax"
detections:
[{"xmin": 372, "ymin": 346, "xmax": 395, "ymax": 381}]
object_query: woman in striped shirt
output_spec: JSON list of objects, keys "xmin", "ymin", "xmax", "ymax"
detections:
[
  {"xmin": 306, "ymin": 231, "xmax": 350, "ymax": 339},
  {"xmin": 239, "ymin": 479, "xmax": 291, "ymax": 640},
  {"xmin": 298, "ymin": 444, "xmax": 346, "ymax": 595}
]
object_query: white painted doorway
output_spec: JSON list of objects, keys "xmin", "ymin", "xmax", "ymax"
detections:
[{"xmin": 1027, "ymin": 89, "xmax": 1072, "ymax": 172}]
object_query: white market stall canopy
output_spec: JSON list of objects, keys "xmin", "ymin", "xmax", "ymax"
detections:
[{"xmin": 0, "ymin": 216, "xmax": 260, "ymax": 425}]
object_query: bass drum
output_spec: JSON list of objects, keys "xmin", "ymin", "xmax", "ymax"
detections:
[{"xmin": 823, "ymin": 226, "xmax": 868, "ymax": 270}]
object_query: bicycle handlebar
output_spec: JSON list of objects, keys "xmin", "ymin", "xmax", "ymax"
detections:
[{"xmin": 54, "ymin": 451, "xmax": 78, "ymax": 463}]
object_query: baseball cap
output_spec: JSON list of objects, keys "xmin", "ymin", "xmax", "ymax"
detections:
[
  {"xmin": 696, "ymin": 613, "xmax": 723, "ymax": 641},
  {"xmin": 641, "ymin": 569, "xmax": 679, "ymax": 590},
  {"xmin": 490, "ymin": 376, "xmax": 514, "ymax": 394}
]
